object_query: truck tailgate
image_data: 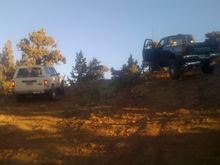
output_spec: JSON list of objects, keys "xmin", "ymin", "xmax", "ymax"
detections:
[{"xmin": 14, "ymin": 78, "xmax": 46, "ymax": 92}]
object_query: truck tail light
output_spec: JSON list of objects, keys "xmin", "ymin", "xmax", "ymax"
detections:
[
  {"xmin": 11, "ymin": 81, "xmax": 16, "ymax": 88},
  {"xmin": 44, "ymin": 80, "xmax": 48, "ymax": 86}
]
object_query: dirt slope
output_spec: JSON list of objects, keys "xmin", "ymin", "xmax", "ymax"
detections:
[{"xmin": 0, "ymin": 66, "xmax": 220, "ymax": 164}]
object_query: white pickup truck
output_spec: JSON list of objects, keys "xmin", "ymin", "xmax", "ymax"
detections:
[{"xmin": 12, "ymin": 65, "xmax": 64, "ymax": 100}]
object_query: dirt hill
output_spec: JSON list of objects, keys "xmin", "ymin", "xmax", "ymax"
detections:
[
  {"xmin": 66, "ymin": 64, "xmax": 220, "ymax": 111},
  {"xmin": 0, "ymin": 65, "xmax": 220, "ymax": 164}
]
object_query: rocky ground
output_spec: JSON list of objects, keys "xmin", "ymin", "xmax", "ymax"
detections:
[{"xmin": 0, "ymin": 67, "xmax": 220, "ymax": 164}]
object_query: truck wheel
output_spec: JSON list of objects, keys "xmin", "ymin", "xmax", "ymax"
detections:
[
  {"xmin": 169, "ymin": 59, "xmax": 181, "ymax": 79},
  {"xmin": 201, "ymin": 63, "xmax": 215, "ymax": 74},
  {"xmin": 48, "ymin": 86, "xmax": 56, "ymax": 100},
  {"xmin": 149, "ymin": 62, "xmax": 154, "ymax": 73}
]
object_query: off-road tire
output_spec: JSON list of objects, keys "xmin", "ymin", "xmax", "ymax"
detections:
[
  {"xmin": 169, "ymin": 59, "xmax": 181, "ymax": 79},
  {"xmin": 48, "ymin": 86, "xmax": 56, "ymax": 100}
]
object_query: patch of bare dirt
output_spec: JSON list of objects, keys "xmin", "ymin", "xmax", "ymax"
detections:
[{"xmin": 0, "ymin": 66, "xmax": 220, "ymax": 164}]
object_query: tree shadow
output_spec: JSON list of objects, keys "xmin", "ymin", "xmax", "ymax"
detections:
[{"xmin": 0, "ymin": 122, "xmax": 220, "ymax": 165}]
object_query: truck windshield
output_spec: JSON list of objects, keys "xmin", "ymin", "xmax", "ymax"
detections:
[
  {"xmin": 17, "ymin": 67, "xmax": 42, "ymax": 78},
  {"xmin": 169, "ymin": 36, "xmax": 194, "ymax": 46}
]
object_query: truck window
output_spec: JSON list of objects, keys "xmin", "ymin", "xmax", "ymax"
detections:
[
  {"xmin": 168, "ymin": 38, "xmax": 181, "ymax": 46},
  {"xmin": 52, "ymin": 68, "xmax": 57, "ymax": 74},
  {"xmin": 158, "ymin": 39, "xmax": 167, "ymax": 47},
  {"xmin": 49, "ymin": 67, "xmax": 57, "ymax": 76},
  {"xmin": 169, "ymin": 36, "xmax": 194, "ymax": 46},
  {"xmin": 31, "ymin": 67, "xmax": 42, "ymax": 77},
  {"xmin": 17, "ymin": 68, "xmax": 30, "ymax": 78},
  {"xmin": 144, "ymin": 39, "xmax": 154, "ymax": 49},
  {"xmin": 45, "ymin": 67, "xmax": 51, "ymax": 75},
  {"xmin": 16, "ymin": 67, "xmax": 42, "ymax": 78}
]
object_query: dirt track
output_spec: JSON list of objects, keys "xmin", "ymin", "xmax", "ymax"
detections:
[{"xmin": 1, "ymin": 69, "xmax": 220, "ymax": 164}]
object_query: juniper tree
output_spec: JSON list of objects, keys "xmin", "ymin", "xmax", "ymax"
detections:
[
  {"xmin": 70, "ymin": 51, "xmax": 87, "ymax": 84},
  {"xmin": 86, "ymin": 58, "xmax": 108, "ymax": 81},
  {"xmin": 0, "ymin": 40, "xmax": 15, "ymax": 80},
  {"xmin": 17, "ymin": 28, "xmax": 65, "ymax": 66},
  {"xmin": 111, "ymin": 54, "xmax": 140, "ymax": 85},
  {"xmin": 70, "ymin": 52, "xmax": 108, "ymax": 84}
]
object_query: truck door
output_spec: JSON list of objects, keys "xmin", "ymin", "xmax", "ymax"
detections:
[
  {"xmin": 143, "ymin": 39, "xmax": 156, "ymax": 63},
  {"xmin": 157, "ymin": 38, "xmax": 171, "ymax": 66}
]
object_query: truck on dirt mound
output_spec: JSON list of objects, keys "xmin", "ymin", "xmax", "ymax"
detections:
[
  {"xmin": 143, "ymin": 34, "xmax": 220, "ymax": 79},
  {"xmin": 12, "ymin": 65, "xmax": 64, "ymax": 100}
]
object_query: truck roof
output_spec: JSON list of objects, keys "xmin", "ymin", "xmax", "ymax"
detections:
[
  {"xmin": 16, "ymin": 65, "xmax": 52, "ymax": 69},
  {"xmin": 162, "ymin": 34, "xmax": 194, "ymax": 40}
]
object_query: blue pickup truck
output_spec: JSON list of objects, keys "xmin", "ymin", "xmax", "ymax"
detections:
[{"xmin": 143, "ymin": 34, "xmax": 220, "ymax": 79}]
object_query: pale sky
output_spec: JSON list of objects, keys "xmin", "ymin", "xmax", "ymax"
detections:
[{"xmin": 0, "ymin": 0, "xmax": 220, "ymax": 78}]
